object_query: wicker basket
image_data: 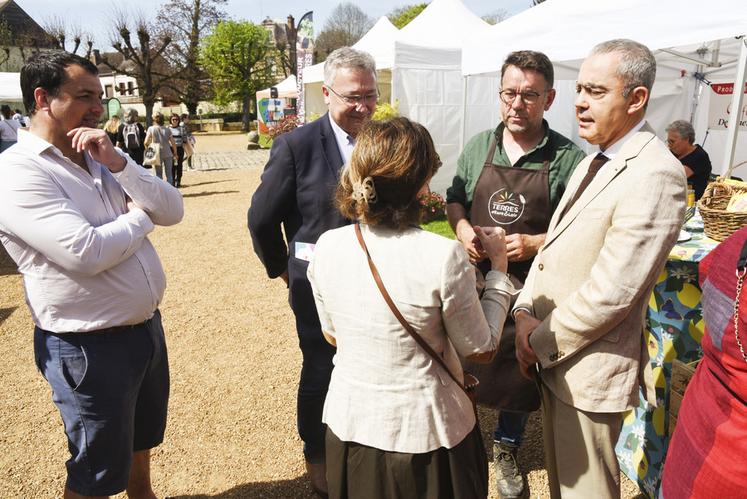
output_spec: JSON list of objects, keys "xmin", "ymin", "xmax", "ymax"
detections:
[{"xmin": 698, "ymin": 181, "xmax": 747, "ymax": 241}]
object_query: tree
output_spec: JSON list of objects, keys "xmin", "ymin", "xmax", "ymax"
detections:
[
  {"xmin": 482, "ymin": 9, "xmax": 510, "ymax": 25},
  {"xmin": 201, "ymin": 20, "xmax": 276, "ymax": 131},
  {"xmin": 42, "ymin": 16, "xmax": 94, "ymax": 57},
  {"xmin": 103, "ymin": 11, "xmax": 173, "ymax": 126},
  {"xmin": 388, "ymin": 4, "xmax": 427, "ymax": 29},
  {"xmin": 155, "ymin": 0, "xmax": 227, "ymax": 115},
  {"xmin": 314, "ymin": 3, "xmax": 373, "ymax": 62}
]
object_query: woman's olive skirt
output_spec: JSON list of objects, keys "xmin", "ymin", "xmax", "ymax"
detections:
[{"xmin": 325, "ymin": 424, "xmax": 488, "ymax": 499}]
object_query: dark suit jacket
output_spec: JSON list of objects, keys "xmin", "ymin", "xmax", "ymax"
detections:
[{"xmin": 248, "ymin": 114, "xmax": 348, "ymax": 326}]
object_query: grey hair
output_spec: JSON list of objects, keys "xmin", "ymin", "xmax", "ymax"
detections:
[
  {"xmin": 124, "ymin": 108, "xmax": 139, "ymax": 124},
  {"xmin": 590, "ymin": 39, "xmax": 656, "ymax": 98},
  {"xmin": 666, "ymin": 120, "xmax": 696, "ymax": 143},
  {"xmin": 323, "ymin": 47, "xmax": 376, "ymax": 87}
]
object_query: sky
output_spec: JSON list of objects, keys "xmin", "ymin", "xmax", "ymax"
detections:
[{"xmin": 15, "ymin": 0, "xmax": 531, "ymax": 51}]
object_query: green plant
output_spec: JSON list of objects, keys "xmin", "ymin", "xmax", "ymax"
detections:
[{"xmin": 372, "ymin": 100, "xmax": 399, "ymax": 121}]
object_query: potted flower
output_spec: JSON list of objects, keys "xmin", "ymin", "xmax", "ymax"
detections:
[{"xmin": 419, "ymin": 191, "xmax": 446, "ymax": 223}]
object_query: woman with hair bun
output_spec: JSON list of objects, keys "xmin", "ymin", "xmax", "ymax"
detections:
[{"xmin": 307, "ymin": 117, "xmax": 514, "ymax": 499}]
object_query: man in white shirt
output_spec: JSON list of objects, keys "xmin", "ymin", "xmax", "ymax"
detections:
[
  {"xmin": 513, "ymin": 39, "xmax": 686, "ymax": 498},
  {"xmin": 0, "ymin": 52, "xmax": 183, "ymax": 498}
]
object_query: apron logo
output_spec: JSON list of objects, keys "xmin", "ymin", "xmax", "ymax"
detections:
[{"xmin": 488, "ymin": 189, "xmax": 526, "ymax": 225}]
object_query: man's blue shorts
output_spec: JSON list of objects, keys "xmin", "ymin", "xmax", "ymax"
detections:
[{"xmin": 33, "ymin": 310, "xmax": 170, "ymax": 496}]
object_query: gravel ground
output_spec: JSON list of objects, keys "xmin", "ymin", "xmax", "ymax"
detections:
[{"xmin": 0, "ymin": 135, "xmax": 644, "ymax": 498}]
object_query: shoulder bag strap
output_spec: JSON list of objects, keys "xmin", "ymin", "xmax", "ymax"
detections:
[{"xmin": 354, "ymin": 223, "xmax": 469, "ymax": 394}]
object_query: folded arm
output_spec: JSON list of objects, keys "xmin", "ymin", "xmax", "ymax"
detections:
[
  {"xmin": 114, "ymin": 153, "xmax": 183, "ymax": 226},
  {"xmin": 0, "ymin": 165, "xmax": 154, "ymax": 276}
]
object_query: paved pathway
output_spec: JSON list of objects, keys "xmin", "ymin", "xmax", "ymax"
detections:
[{"xmin": 189, "ymin": 150, "xmax": 270, "ymax": 171}]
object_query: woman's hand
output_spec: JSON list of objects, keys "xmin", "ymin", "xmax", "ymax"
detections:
[{"xmin": 474, "ymin": 226, "xmax": 507, "ymax": 273}]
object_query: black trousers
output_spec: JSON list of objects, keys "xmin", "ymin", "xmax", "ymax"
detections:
[{"xmin": 172, "ymin": 146, "xmax": 184, "ymax": 186}]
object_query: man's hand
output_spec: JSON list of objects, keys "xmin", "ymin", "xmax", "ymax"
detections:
[
  {"xmin": 515, "ymin": 310, "xmax": 541, "ymax": 379},
  {"xmin": 506, "ymin": 233, "xmax": 545, "ymax": 262},
  {"xmin": 67, "ymin": 127, "xmax": 127, "ymax": 173},
  {"xmin": 455, "ymin": 222, "xmax": 486, "ymax": 264}
]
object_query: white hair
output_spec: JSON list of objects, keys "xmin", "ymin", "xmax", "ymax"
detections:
[{"xmin": 323, "ymin": 47, "xmax": 376, "ymax": 87}]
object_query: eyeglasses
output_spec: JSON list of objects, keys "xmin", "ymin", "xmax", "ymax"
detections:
[
  {"xmin": 326, "ymin": 85, "xmax": 380, "ymax": 106},
  {"xmin": 499, "ymin": 90, "xmax": 544, "ymax": 105}
]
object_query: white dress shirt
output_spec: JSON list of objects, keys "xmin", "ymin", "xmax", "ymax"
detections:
[
  {"xmin": 328, "ymin": 113, "xmax": 355, "ymax": 164},
  {"xmin": 0, "ymin": 130, "xmax": 183, "ymax": 332},
  {"xmin": 308, "ymin": 224, "xmax": 514, "ymax": 453}
]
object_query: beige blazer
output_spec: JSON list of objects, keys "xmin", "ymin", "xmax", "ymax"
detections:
[{"xmin": 515, "ymin": 124, "xmax": 687, "ymax": 413}]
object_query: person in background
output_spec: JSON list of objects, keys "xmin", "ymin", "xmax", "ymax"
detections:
[
  {"xmin": 12, "ymin": 108, "xmax": 26, "ymax": 127},
  {"xmin": 104, "ymin": 115, "xmax": 121, "ymax": 145},
  {"xmin": 513, "ymin": 39, "xmax": 686, "ymax": 498},
  {"xmin": 117, "ymin": 108, "xmax": 146, "ymax": 167},
  {"xmin": 666, "ymin": 119, "xmax": 712, "ymax": 200},
  {"xmin": 0, "ymin": 104, "xmax": 21, "ymax": 152},
  {"xmin": 248, "ymin": 47, "xmax": 378, "ymax": 496},
  {"xmin": 661, "ymin": 225, "xmax": 747, "ymax": 498},
  {"xmin": 446, "ymin": 50, "xmax": 585, "ymax": 498},
  {"xmin": 145, "ymin": 112, "xmax": 177, "ymax": 185},
  {"xmin": 309, "ymin": 117, "xmax": 514, "ymax": 499},
  {"xmin": 180, "ymin": 113, "xmax": 195, "ymax": 170},
  {"xmin": 169, "ymin": 114, "xmax": 185, "ymax": 187},
  {"xmin": 0, "ymin": 50, "xmax": 183, "ymax": 499}
]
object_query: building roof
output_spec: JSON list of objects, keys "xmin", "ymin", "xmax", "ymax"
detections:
[{"xmin": 0, "ymin": 0, "xmax": 57, "ymax": 48}]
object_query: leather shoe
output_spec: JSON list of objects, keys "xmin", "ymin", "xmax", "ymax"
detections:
[{"xmin": 305, "ymin": 460, "xmax": 328, "ymax": 498}]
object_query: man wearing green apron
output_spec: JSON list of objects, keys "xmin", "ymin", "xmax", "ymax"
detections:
[{"xmin": 446, "ymin": 51, "xmax": 585, "ymax": 498}]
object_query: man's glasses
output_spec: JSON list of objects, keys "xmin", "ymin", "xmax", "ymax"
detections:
[
  {"xmin": 326, "ymin": 86, "xmax": 380, "ymax": 106},
  {"xmin": 499, "ymin": 90, "xmax": 544, "ymax": 105}
]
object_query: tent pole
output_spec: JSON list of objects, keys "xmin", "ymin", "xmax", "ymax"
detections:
[
  {"xmin": 460, "ymin": 76, "xmax": 468, "ymax": 153},
  {"xmin": 723, "ymin": 37, "xmax": 747, "ymax": 179}
]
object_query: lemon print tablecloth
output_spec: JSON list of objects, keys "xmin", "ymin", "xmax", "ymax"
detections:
[{"xmin": 615, "ymin": 230, "xmax": 718, "ymax": 497}]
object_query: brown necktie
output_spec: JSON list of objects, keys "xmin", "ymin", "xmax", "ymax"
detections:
[{"xmin": 559, "ymin": 153, "xmax": 609, "ymax": 221}]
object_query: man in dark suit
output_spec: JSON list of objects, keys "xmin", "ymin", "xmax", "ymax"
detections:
[{"xmin": 248, "ymin": 47, "xmax": 377, "ymax": 497}]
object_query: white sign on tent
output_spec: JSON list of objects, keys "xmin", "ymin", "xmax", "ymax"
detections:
[{"xmin": 708, "ymin": 82, "xmax": 747, "ymax": 130}]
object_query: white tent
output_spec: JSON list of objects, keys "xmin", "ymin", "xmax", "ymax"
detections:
[
  {"xmin": 391, "ymin": 0, "xmax": 492, "ymax": 192},
  {"xmin": 0, "ymin": 72, "xmax": 22, "ymax": 102},
  {"xmin": 302, "ymin": 16, "xmax": 399, "ymax": 119},
  {"xmin": 256, "ymin": 74, "xmax": 298, "ymax": 100},
  {"xmin": 460, "ymin": 0, "xmax": 747, "ymax": 176}
]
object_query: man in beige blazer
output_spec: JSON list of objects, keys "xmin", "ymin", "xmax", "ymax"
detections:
[{"xmin": 513, "ymin": 39, "xmax": 687, "ymax": 498}]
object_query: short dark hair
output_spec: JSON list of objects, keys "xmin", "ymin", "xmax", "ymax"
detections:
[
  {"xmin": 1, "ymin": 105, "xmax": 11, "ymax": 119},
  {"xmin": 501, "ymin": 50, "xmax": 554, "ymax": 89},
  {"xmin": 20, "ymin": 51, "xmax": 98, "ymax": 115}
]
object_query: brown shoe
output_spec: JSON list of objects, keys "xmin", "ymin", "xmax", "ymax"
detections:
[{"xmin": 305, "ymin": 460, "xmax": 328, "ymax": 498}]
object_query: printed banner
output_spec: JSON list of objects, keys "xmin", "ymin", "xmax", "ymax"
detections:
[
  {"xmin": 296, "ymin": 11, "xmax": 314, "ymax": 125},
  {"xmin": 707, "ymin": 82, "xmax": 747, "ymax": 130}
]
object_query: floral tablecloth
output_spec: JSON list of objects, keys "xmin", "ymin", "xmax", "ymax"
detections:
[{"xmin": 615, "ymin": 228, "xmax": 719, "ymax": 497}]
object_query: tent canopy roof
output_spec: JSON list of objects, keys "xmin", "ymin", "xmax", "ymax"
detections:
[
  {"xmin": 462, "ymin": 0, "xmax": 747, "ymax": 77},
  {"xmin": 257, "ymin": 74, "xmax": 298, "ymax": 99},
  {"xmin": 302, "ymin": 16, "xmax": 398, "ymax": 84},
  {"xmin": 395, "ymin": 0, "xmax": 491, "ymax": 49}
]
